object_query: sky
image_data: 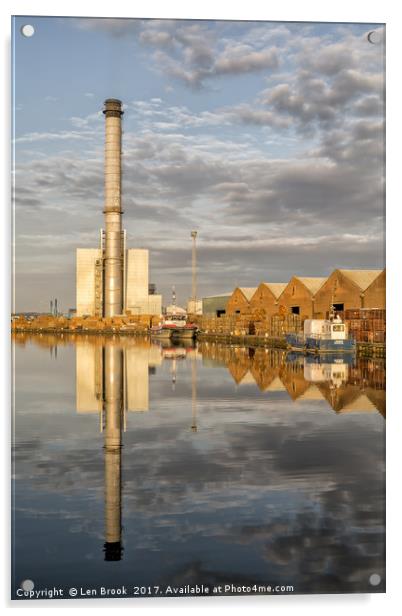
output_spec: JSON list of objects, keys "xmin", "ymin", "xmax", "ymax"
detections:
[{"xmin": 12, "ymin": 16, "xmax": 385, "ymax": 312}]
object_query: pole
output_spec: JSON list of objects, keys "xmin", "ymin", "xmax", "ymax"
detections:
[{"xmin": 191, "ymin": 230, "xmax": 197, "ymax": 310}]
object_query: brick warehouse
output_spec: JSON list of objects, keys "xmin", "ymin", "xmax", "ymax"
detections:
[
  {"xmin": 276, "ymin": 276, "xmax": 327, "ymax": 319},
  {"xmin": 313, "ymin": 269, "xmax": 384, "ymax": 316},
  {"xmin": 226, "ymin": 287, "xmax": 257, "ymax": 315},
  {"xmin": 249, "ymin": 282, "xmax": 287, "ymax": 320}
]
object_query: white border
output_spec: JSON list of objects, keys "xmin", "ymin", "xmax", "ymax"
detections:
[{"xmin": 2, "ymin": 1, "xmax": 401, "ymax": 614}]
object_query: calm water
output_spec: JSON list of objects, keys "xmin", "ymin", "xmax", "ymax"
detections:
[{"xmin": 12, "ymin": 333, "xmax": 385, "ymax": 599}]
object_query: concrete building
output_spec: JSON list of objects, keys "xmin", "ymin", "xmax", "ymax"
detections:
[
  {"xmin": 202, "ymin": 293, "xmax": 231, "ymax": 317},
  {"xmin": 125, "ymin": 249, "xmax": 162, "ymax": 316},
  {"xmin": 277, "ymin": 276, "xmax": 327, "ymax": 318},
  {"xmin": 76, "ymin": 247, "xmax": 162, "ymax": 317},
  {"xmin": 187, "ymin": 299, "xmax": 203, "ymax": 315},
  {"xmin": 226, "ymin": 287, "xmax": 257, "ymax": 315},
  {"xmin": 76, "ymin": 249, "xmax": 102, "ymax": 317},
  {"xmin": 249, "ymin": 282, "xmax": 287, "ymax": 319},
  {"xmin": 313, "ymin": 269, "xmax": 384, "ymax": 316}
]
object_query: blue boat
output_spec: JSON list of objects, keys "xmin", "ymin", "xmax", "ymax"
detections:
[{"xmin": 286, "ymin": 316, "xmax": 356, "ymax": 354}]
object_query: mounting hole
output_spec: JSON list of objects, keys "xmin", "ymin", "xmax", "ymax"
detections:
[
  {"xmin": 21, "ymin": 579, "xmax": 34, "ymax": 591},
  {"xmin": 369, "ymin": 573, "xmax": 381, "ymax": 586},
  {"xmin": 367, "ymin": 30, "xmax": 381, "ymax": 44},
  {"xmin": 21, "ymin": 24, "xmax": 35, "ymax": 38}
]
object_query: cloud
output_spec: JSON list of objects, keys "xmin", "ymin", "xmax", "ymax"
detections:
[{"xmin": 139, "ymin": 22, "xmax": 280, "ymax": 88}]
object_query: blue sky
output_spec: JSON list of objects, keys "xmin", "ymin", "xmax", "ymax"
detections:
[{"xmin": 12, "ymin": 17, "xmax": 385, "ymax": 312}]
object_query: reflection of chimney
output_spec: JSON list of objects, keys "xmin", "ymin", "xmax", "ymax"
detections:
[
  {"xmin": 103, "ymin": 344, "xmax": 123, "ymax": 561},
  {"xmin": 103, "ymin": 99, "xmax": 124, "ymax": 317}
]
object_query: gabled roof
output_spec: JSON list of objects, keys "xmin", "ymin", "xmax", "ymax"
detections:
[
  {"xmin": 265, "ymin": 376, "xmax": 286, "ymax": 392},
  {"xmin": 298, "ymin": 384, "xmax": 325, "ymax": 401},
  {"xmin": 295, "ymin": 277, "xmax": 327, "ymax": 295},
  {"xmin": 260, "ymin": 282, "xmax": 288, "ymax": 299},
  {"xmin": 338, "ymin": 394, "xmax": 377, "ymax": 413},
  {"xmin": 337, "ymin": 269, "xmax": 383, "ymax": 292},
  {"xmin": 238, "ymin": 287, "xmax": 258, "ymax": 301}
]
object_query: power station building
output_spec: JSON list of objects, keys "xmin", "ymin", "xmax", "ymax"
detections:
[
  {"xmin": 76, "ymin": 245, "xmax": 162, "ymax": 317},
  {"xmin": 76, "ymin": 98, "xmax": 162, "ymax": 318}
]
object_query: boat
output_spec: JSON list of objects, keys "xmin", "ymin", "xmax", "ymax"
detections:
[
  {"xmin": 149, "ymin": 323, "xmax": 174, "ymax": 339},
  {"xmin": 286, "ymin": 314, "xmax": 356, "ymax": 353},
  {"xmin": 149, "ymin": 313, "xmax": 198, "ymax": 340}
]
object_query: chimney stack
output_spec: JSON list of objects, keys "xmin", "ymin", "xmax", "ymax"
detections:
[{"xmin": 103, "ymin": 99, "xmax": 124, "ymax": 317}]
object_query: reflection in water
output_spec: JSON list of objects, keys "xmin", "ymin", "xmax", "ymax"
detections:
[
  {"xmin": 12, "ymin": 333, "xmax": 385, "ymax": 596},
  {"xmin": 198, "ymin": 342, "xmax": 385, "ymax": 417},
  {"xmin": 103, "ymin": 344, "xmax": 123, "ymax": 561}
]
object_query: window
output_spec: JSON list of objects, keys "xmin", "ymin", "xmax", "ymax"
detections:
[
  {"xmin": 333, "ymin": 303, "xmax": 344, "ymax": 311},
  {"xmin": 291, "ymin": 306, "xmax": 300, "ymax": 315},
  {"xmin": 217, "ymin": 310, "xmax": 226, "ymax": 318},
  {"xmin": 235, "ymin": 310, "xmax": 241, "ymax": 314}
]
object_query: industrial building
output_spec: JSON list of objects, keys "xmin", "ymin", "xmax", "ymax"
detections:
[
  {"xmin": 202, "ymin": 293, "xmax": 232, "ymax": 317},
  {"xmin": 76, "ymin": 99, "xmax": 162, "ymax": 318},
  {"xmin": 76, "ymin": 246, "xmax": 161, "ymax": 317},
  {"xmin": 313, "ymin": 269, "xmax": 384, "ymax": 315},
  {"xmin": 249, "ymin": 282, "xmax": 287, "ymax": 319},
  {"xmin": 277, "ymin": 276, "xmax": 327, "ymax": 318},
  {"xmin": 226, "ymin": 287, "xmax": 257, "ymax": 315}
]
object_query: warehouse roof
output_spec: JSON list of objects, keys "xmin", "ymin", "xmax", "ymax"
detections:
[
  {"xmin": 260, "ymin": 282, "xmax": 288, "ymax": 299},
  {"xmin": 337, "ymin": 269, "xmax": 383, "ymax": 291},
  {"xmin": 202, "ymin": 293, "xmax": 232, "ymax": 299},
  {"xmin": 295, "ymin": 277, "xmax": 327, "ymax": 295},
  {"xmin": 238, "ymin": 287, "xmax": 258, "ymax": 301}
]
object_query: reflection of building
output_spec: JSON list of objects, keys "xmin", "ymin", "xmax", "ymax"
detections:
[
  {"xmin": 198, "ymin": 340, "xmax": 385, "ymax": 416},
  {"xmin": 76, "ymin": 344, "xmax": 102, "ymax": 413},
  {"xmin": 76, "ymin": 339, "xmax": 162, "ymax": 415},
  {"xmin": 125, "ymin": 343, "xmax": 162, "ymax": 412},
  {"xmin": 75, "ymin": 337, "xmax": 163, "ymax": 562}
]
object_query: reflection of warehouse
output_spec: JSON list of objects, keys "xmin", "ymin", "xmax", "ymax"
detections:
[
  {"xmin": 76, "ymin": 244, "xmax": 162, "ymax": 317},
  {"xmin": 198, "ymin": 341, "xmax": 385, "ymax": 416},
  {"xmin": 76, "ymin": 340, "xmax": 162, "ymax": 416}
]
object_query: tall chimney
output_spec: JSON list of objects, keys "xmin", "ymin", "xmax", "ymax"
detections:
[{"xmin": 103, "ymin": 99, "xmax": 124, "ymax": 317}]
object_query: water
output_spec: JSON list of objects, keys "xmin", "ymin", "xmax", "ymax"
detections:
[{"xmin": 12, "ymin": 333, "xmax": 385, "ymax": 598}]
